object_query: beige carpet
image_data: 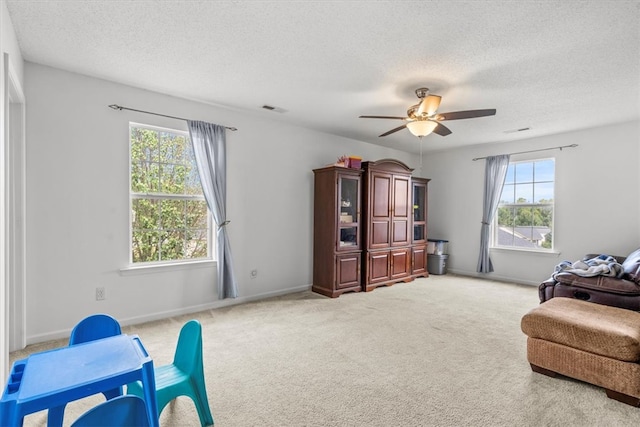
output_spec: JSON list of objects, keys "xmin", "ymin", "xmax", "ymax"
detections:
[{"xmin": 10, "ymin": 274, "xmax": 640, "ymax": 426}]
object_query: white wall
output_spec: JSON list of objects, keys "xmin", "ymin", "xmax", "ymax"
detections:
[
  {"xmin": 422, "ymin": 120, "xmax": 640, "ymax": 285},
  {"xmin": 24, "ymin": 62, "xmax": 415, "ymax": 344},
  {"xmin": 21, "ymin": 63, "xmax": 640, "ymax": 344}
]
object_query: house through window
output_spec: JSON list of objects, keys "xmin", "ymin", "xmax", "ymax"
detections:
[
  {"xmin": 493, "ymin": 158, "xmax": 554, "ymax": 251},
  {"xmin": 129, "ymin": 123, "xmax": 212, "ymax": 264}
]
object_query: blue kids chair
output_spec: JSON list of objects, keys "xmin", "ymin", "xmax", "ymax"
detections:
[
  {"xmin": 69, "ymin": 313, "xmax": 122, "ymax": 346},
  {"xmin": 70, "ymin": 395, "xmax": 150, "ymax": 427},
  {"xmin": 69, "ymin": 313, "xmax": 124, "ymax": 400},
  {"xmin": 127, "ymin": 319, "xmax": 214, "ymax": 426},
  {"xmin": 48, "ymin": 314, "xmax": 124, "ymax": 425}
]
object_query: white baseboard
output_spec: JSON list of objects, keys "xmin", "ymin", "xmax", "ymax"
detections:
[
  {"xmin": 447, "ymin": 268, "xmax": 540, "ymax": 287},
  {"xmin": 25, "ymin": 284, "xmax": 312, "ymax": 346}
]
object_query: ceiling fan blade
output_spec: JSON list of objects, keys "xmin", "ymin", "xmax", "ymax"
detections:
[
  {"xmin": 433, "ymin": 123, "xmax": 452, "ymax": 136},
  {"xmin": 436, "ymin": 109, "xmax": 496, "ymax": 121},
  {"xmin": 379, "ymin": 124, "xmax": 408, "ymax": 137},
  {"xmin": 359, "ymin": 115, "xmax": 407, "ymax": 120},
  {"xmin": 417, "ymin": 95, "xmax": 442, "ymax": 116}
]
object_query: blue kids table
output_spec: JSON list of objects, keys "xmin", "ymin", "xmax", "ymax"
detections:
[{"xmin": 0, "ymin": 334, "xmax": 158, "ymax": 427}]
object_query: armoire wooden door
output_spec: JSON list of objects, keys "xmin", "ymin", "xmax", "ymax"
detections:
[
  {"xmin": 368, "ymin": 171, "xmax": 391, "ymax": 249},
  {"xmin": 362, "ymin": 159, "xmax": 414, "ymax": 291},
  {"xmin": 391, "ymin": 174, "xmax": 411, "ymax": 247}
]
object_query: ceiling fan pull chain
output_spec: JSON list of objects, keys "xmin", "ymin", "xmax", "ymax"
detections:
[{"xmin": 419, "ymin": 137, "xmax": 423, "ymax": 172}]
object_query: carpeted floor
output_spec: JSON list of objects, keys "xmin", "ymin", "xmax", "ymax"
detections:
[{"xmin": 10, "ymin": 274, "xmax": 640, "ymax": 426}]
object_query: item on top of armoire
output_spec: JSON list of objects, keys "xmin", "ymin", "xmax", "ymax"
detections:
[
  {"xmin": 333, "ymin": 155, "xmax": 363, "ymax": 169},
  {"xmin": 348, "ymin": 156, "xmax": 362, "ymax": 169}
]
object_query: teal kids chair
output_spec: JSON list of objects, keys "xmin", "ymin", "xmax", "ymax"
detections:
[
  {"xmin": 71, "ymin": 395, "xmax": 150, "ymax": 427},
  {"xmin": 127, "ymin": 319, "xmax": 214, "ymax": 426}
]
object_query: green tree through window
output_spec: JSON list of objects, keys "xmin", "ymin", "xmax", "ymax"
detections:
[
  {"xmin": 130, "ymin": 124, "xmax": 211, "ymax": 263},
  {"xmin": 494, "ymin": 159, "xmax": 554, "ymax": 250}
]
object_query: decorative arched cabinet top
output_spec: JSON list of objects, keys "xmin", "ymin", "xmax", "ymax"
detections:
[{"xmin": 362, "ymin": 158, "xmax": 414, "ymax": 174}]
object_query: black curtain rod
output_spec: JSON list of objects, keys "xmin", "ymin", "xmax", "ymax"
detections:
[
  {"xmin": 108, "ymin": 104, "xmax": 238, "ymax": 131},
  {"xmin": 472, "ymin": 144, "xmax": 578, "ymax": 161}
]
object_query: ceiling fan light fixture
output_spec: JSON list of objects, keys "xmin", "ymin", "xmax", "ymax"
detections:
[
  {"xmin": 407, "ymin": 120, "xmax": 437, "ymax": 137},
  {"xmin": 359, "ymin": 87, "xmax": 496, "ymax": 138}
]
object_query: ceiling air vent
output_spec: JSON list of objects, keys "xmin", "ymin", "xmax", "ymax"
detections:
[{"xmin": 261, "ymin": 105, "xmax": 287, "ymax": 113}]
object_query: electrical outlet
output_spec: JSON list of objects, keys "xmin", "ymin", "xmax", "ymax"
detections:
[
  {"xmin": 95, "ymin": 287, "xmax": 105, "ymax": 301},
  {"xmin": 250, "ymin": 269, "xmax": 258, "ymax": 279}
]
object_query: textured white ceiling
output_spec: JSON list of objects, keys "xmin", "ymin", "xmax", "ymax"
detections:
[{"xmin": 6, "ymin": 1, "xmax": 640, "ymax": 153}]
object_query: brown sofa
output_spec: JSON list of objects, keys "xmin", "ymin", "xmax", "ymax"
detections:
[{"xmin": 539, "ymin": 248, "xmax": 640, "ymax": 311}]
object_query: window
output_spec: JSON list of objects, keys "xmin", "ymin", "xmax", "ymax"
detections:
[
  {"xmin": 494, "ymin": 159, "xmax": 554, "ymax": 251},
  {"xmin": 129, "ymin": 123, "xmax": 211, "ymax": 264}
]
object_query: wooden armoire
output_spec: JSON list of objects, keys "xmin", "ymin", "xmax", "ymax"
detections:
[
  {"xmin": 312, "ymin": 159, "xmax": 429, "ymax": 297},
  {"xmin": 312, "ymin": 165, "xmax": 363, "ymax": 298}
]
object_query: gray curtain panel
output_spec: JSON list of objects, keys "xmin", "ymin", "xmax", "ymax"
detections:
[
  {"xmin": 187, "ymin": 120, "xmax": 238, "ymax": 299},
  {"xmin": 476, "ymin": 154, "xmax": 510, "ymax": 273}
]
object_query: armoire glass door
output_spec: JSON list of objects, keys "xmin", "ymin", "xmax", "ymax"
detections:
[{"xmin": 338, "ymin": 175, "xmax": 360, "ymax": 249}]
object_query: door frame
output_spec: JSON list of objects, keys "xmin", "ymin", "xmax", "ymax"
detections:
[{"xmin": 2, "ymin": 53, "xmax": 27, "ymax": 367}]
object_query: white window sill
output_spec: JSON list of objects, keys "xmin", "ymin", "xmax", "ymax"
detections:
[
  {"xmin": 491, "ymin": 246, "xmax": 561, "ymax": 256},
  {"xmin": 119, "ymin": 259, "xmax": 216, "ymax": 276}
]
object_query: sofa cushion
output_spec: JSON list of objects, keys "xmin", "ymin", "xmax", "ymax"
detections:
[
  {"xmin": 622, "ymin": 248, "xmax": 640, "ymax": 283},
  {"xmin": 551, "ymin": 283, "xmax": 640, "ymax": 311},
  {"xmin": 554, "ymin": 272, "xmax": 640, "ymax": 295}
]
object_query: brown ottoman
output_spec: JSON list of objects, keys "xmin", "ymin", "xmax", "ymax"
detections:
[{"xmin": 521, "ymin": 297, "xmax": 640, "ymax": 406}]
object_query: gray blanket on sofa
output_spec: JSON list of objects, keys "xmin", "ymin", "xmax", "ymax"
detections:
[{"xmin": 553, "ymin": 255, "xmax": 624, "ymax": 279}]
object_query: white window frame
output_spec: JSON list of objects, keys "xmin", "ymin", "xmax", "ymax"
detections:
[
  {"xmin": 492, "ymin": 157, "xmax": 555, "ymax": 253},
  {"xmin": 127, "ymin": 122, "xmax": 213, "ymax": 268}
]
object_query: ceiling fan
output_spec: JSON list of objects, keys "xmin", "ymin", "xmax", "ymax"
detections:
[{"xmin": 359, "ymin": 88, "xmax": 496, "ymax": 138}]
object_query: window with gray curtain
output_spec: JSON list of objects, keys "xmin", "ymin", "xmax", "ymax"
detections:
[
  {"xmin": 129, "ymin": 123, "xmax": 212, "ymax": 264},
  {"xmin": 494, "ymin": 158, "xmax": 555, "ymax": 251},
  {"xmin": 477, "ymin": 154, "xmax": 510, "ymax": 273},
  {"xmin": 187, "ymin": 120, "xmax": 238, "ymax": 299}
]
